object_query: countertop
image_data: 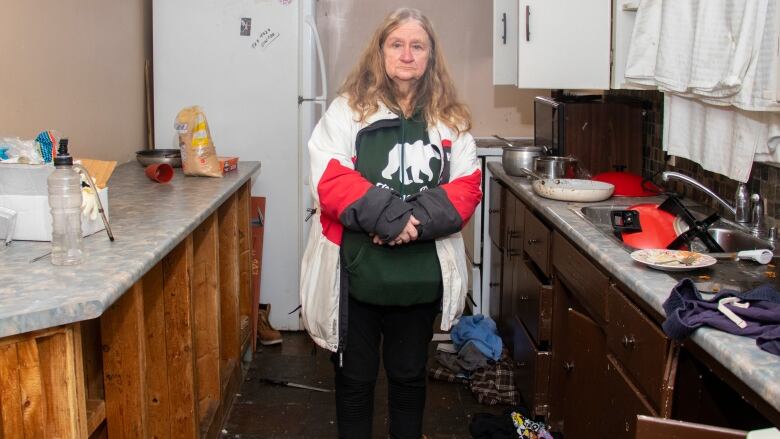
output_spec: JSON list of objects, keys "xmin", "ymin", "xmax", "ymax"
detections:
[
  {"xmin": 488, "ymin": 162, "xmax": 780, "ymax": 417},
  {"xmin": 0, "ymin": 161, "xmax": 261, "ymax": 338}
]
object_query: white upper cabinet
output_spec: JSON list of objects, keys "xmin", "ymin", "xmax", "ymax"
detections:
[
  {"xmin": 493, "ymin": 0, "xmax": 519, "ymax": 85},
  {"xmin": 493, "ymin": 0, "xmax": 640, "ymax": 90},
  {"xmin": 516, "ymin": 0, "xmax": 611, "ymax": 89}
]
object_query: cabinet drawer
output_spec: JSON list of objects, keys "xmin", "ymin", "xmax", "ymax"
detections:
[
  {"xmin": 552, "ymin": 232, "xmax": 608, "ymax": 324},
  {"xmin": 512, "ymin": 317, "xmax": 551, "ymax": 418},
  {"xmin": 607, "ymin": 286, "xmax": 670, "ymax": 411},
  {"xmin": 515, "ymin": 260, "xmax": 553, "ymax": 346},
  {"xmin": 488, "ymin": 178, "xmax": 504, "ymax": 249},
  {"xmin": 524, "ymin": 209, "xmax": 551, "ymax": 276},
  {"xmin": 604, "ymin": 354, "xmax": 657, "ymax": 439}
]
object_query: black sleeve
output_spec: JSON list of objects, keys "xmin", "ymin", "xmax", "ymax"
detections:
[
  {"xmin": 405, "ymin": 187, "xmax": 463, "ymax": 240},
  {"xmin": 338, "ymin": 186, "xmax": 412, "ymax": 241}
]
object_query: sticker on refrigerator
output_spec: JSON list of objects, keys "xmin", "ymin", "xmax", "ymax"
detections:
[
  {"xmin": 240, "ymin": 18, "xmax": 251, "ymax": 36},
  {"xmin": 251, "ymin": 28, "xmax": 279, "ymax": 50}
]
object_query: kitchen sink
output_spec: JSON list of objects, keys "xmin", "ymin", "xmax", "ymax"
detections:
[{"xmin": 574, "ymin": 204, "xmax": 775, "ymax": 254}]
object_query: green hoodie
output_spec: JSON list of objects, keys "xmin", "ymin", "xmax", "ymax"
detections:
[{"xmin": 341, "ymin": 110, "xmax": 443, "ymax": 306}]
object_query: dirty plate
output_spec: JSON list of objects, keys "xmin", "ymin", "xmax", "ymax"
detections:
[
  {"xmin": 630, "ymin": 249, "xmax": 717, "ymax": 272},
  {"xmin": 531, "ymin": 179, "xmax": 615, "ymax": 202}
]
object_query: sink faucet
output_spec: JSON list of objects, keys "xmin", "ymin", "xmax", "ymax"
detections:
[{"xmin": 660, "ymin": 171, "xmax": 748, "ymax": 220}]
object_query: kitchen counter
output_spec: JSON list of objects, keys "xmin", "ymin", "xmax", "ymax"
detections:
[
  {"xmin": 0, "ymin": 161, "xmax": 261, "ymax": 338},
  {"xmin": 488, "ymin": 162, "xmax": 780, "ymax": 419}
]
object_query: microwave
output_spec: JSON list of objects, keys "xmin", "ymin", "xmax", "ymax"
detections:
[{"xmin": 533, "ymin": 95, "xmax": 645, "ymax": 176}]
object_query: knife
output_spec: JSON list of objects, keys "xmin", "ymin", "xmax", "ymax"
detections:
[
  {"xmin": 259, "ymin": 378, "xmax": 332, "ymax": 392},
  {"xmin": 707, "ymin": 249, "xmax": 774, "ymax": 265}
]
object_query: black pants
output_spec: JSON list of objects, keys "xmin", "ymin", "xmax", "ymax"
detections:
[{"xmin": 334, "ymin": 296, "xmax": 440, "ymax": 439}]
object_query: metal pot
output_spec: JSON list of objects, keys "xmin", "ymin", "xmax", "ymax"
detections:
[
  {"xmin": 136, "ymin": 149, "xmax": 182, "ymax": 168},
  {"xmin": 533, "ymin": 156, "xmax": 578, "ymax": 179},
  {"xmin": 502, "ymin": 145, "xmax": 543, "ymax": 177}
]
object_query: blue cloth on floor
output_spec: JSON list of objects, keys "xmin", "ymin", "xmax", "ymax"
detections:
[
  {"xmin": 663, "ymin": 279, "xmax": 780, "ymax": 355},
  {"xmin": 451, "ymin": 314, "xmax": 503, "ymax": 361}
]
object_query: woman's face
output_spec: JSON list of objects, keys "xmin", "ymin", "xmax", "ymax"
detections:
[{"xmin": 383, "ymin": 20, "xmax": 431, "ymax": 89}]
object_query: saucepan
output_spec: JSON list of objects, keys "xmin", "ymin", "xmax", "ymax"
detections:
[
  {"xmin": 502, "ymin": 145, "xmax": 544, "ymax": 177},
  {"xmin": 533, "ymin": 156, "xmax": 578, "ymax": 179}
]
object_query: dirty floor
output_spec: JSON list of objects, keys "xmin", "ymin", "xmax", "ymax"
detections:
[{"xmin": 220, "ymin": 331, "xmax": 507, "ymax": 438}]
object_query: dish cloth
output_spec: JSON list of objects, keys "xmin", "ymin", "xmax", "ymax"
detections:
[{"xmin": 662, "ymin": 278, "xmax": 780, "ymax": 355}]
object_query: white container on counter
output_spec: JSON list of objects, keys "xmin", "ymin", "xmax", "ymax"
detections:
[{"xmin": 0, "ymin": 163, "xmax": 108, "ymax": 241}]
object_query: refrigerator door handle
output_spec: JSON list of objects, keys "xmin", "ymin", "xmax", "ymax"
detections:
[{"xmin": 304, "ymin": 15, "xmax": 327, "ymax": 102}]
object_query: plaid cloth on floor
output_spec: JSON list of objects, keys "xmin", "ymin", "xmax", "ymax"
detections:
[
  {"xmin": 428, "ymin": 366, "xmax": 470, "ymax": 384},
  {"xmin": 469, "ymin": 357, "xmax": 520, "ymax": 406}
]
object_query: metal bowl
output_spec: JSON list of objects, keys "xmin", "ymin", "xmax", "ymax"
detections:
[{"xmin": 136, "ymin": 149, "xmax": 182, "ymax": 168}]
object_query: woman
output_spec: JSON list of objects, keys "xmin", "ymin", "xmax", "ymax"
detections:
[{"xmin": 300, "ymin": 8, "xmax": 481, "ymax": 439}]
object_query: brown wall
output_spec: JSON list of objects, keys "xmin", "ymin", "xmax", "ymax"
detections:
[
  {"xmin": 316, "ymin": 0, "xmax": 542, "ymax": 138},
  {"xmin": 0, "ymin": 0, "xmax": 152, "ymax": 163}
]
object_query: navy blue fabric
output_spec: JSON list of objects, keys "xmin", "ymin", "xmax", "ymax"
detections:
[
  {"xmin": 662, "ymin": 278, "xmax": 780, "ymax": 355},
  {"xmin": 451, "ymin": 314, "xmax": 503, "ymax": 361}
]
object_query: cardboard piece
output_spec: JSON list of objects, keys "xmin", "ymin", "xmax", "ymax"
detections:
[{"xmin": 0, "ymin": 163, "xmax": 108, "ymax": 241}]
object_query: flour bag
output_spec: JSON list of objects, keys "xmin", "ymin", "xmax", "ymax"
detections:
[{"xmin": 175, "ymin": 106, "xmax": 222, "ymax": 177}]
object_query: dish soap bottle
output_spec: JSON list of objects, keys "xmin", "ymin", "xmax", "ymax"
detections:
[{"xmin": 47, "ymin": 138, "xmax": 84, "ymax": 265}]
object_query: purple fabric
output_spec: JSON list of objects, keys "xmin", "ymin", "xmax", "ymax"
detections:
[{"xmin": 662, "ymin": 279, "xmax": 780, "ymax": 355}]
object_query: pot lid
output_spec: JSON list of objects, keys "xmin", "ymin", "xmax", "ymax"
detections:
[
  {"xmin": 592, "ymin": 171, "xmax": 662, "ymax": 197},
  {"xmin": 620, "ymin": 203, "xmax": 685, "ymax": 250}
]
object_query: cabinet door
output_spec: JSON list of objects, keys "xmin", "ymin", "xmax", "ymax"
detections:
[
  {"xmin": 562, "ymin": 309, "xmax": 607, "ymax": 439},
  {"xmin": 549, "ymin": 279, "xmax": 606, "ymax": 437},
  {"xmin": 500, "ymin": 193, "xmax": 521, "ymax": 334},
  {"xmin": 635, "ymin": 415, "xmax": 747, "ymax": 439},
  {"xmin": 603, "ymin": 355, "xmax": 657, "ymax": 439},
  {"xmin": 489, "ymin": 241, "xmax": 503, "ymax": 321},
  {"xmin": 493, "ymin": 0, "xmax": 518, "ymax": 85},
  {"xmin": 488, "ymin": 178, "xmax": 504, "ymax": 249},
  {"xmin": 517, "ymin": 0, "xmax": 611, "ymax": 89}
]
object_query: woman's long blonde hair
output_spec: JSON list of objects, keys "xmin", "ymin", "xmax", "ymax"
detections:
[{"xmin": 338, "ymin": 8, "xmax": 472, "ymax": 134}]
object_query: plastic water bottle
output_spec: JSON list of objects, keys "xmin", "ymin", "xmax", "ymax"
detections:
[{"xmin": 47, "ymin": 138, "xmax": 84, "ymax": 265}]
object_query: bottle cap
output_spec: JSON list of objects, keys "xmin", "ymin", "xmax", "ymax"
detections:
[{"xmin": 54, "ymin": 138, "xmax": 73, "ymax": 166}]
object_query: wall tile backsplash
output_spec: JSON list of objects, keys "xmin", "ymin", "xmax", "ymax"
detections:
[{"xmin": 607, "ymin": 90, "xmax": 780, "ymax": 223}]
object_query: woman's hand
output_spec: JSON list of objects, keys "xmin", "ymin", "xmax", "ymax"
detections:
[{"xmin": 372, "ymin": 215, "xmax": 420, "ymax": 246}]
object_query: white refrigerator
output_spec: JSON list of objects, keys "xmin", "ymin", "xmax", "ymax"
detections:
[{"xmin": 153, "ymin": 0, "xmax": 327, "ymax": 330}]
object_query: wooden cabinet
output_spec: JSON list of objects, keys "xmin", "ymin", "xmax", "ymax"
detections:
[
  {"xmin": 0, "ymin": 182, "xmax": 255, "ymax": 439},
  {"xmin": 487, "ymin": 173, "xmax": 773, "ymax": 436}
]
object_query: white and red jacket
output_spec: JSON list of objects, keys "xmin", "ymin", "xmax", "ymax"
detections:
[{"xmin": 300, "ymin": 96, "xmax": 482, "ymax": 353}]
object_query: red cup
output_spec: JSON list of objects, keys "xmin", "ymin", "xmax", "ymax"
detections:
[{"xmin": 145, "ymin": 163, "xmax": 174, "ymax": 183}]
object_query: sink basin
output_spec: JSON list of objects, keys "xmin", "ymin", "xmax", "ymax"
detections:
[{"xmin": 575, "ymin": 204, "xmax": 775, "ymax": 254}]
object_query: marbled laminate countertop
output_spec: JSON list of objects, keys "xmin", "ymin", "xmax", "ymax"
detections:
[
  {"xmin": 0, "ymin": 161, "xmax": 261, "ymax": 338},
  {"xmin": 488, "ymin": 162, "xmax": 780, "ymax": 417}
]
